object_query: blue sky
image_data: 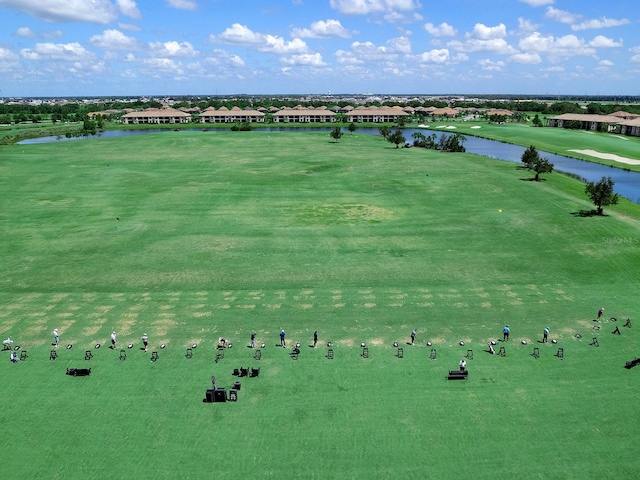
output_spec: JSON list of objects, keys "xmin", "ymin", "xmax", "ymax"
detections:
[{"xmin": 0, "ymin": 0, "xmax": 638, "ymax": 97}]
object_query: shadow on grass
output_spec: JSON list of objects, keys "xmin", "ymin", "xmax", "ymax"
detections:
[
  {"xmin": 519, "ymin": 177, "xmax": 547, "ymax": 182},
  {"xmin": 570, "ymin": 209, "xmax": 607, "ymax": 217}
]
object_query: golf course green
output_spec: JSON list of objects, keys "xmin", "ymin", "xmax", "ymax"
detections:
[{"xmin": 1, "ymin": 130, "xmax": 639, "ymax": 479}]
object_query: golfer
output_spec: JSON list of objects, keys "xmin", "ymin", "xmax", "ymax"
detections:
[
  {"xmin": 410, "ymin": 329, "xmax": 417, "ymax": 345},
  {"xmin": 597, "ymin": 307, "xmax": 604, "ymax": 320},
  {"xmin": 313, "ymin": 330, "xmax": 318, "ymax": 348},
  {"xmin": 459, "ymin": 359, "xmax": 466, "ymax": 372},
  {"xmin": 110, "ymin": 331, "xmax": 117, "ymax": 349},
  {"xmin": 280, "ymin": 330, "xmax": 286, "ymax": 347},
  {"xmin": 250, "ymin": 332, "xmax": 256, "ymax": 348},
  {"xmin": 142, "ymin": 333, "xmax": 148, "ymax": 352},
  {"xmin": 503, "ymin": 325, "xmax": 510, "ymax": 341},
  {"xmin": 543, "ymin": 327, "xmax": 549, "ymax": 343},
  {"xmin": 53, "ymin": 328, "xmax": 60, "ymax": 347}
]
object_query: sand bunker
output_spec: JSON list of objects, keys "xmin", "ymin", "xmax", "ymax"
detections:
[
  {"xmin": 568, "ymin": 149, "xmax": 640, "ymax": 165},
  {"xmin": 470, "ymin": 125, "xmax": 481, "ymax": 129}
]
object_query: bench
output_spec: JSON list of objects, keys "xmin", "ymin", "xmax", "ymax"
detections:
[
  {"xmin": 447, "ymin": 369, "xmax": 468, "ymax": 380},
  {"xmin": 625, "ymin": 358, "xmax": 640, "ymax": 369}
]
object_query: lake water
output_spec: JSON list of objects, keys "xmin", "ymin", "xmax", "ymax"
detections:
[{"xmin": 17, "ymin": 126, "xmax": 640, "ymax": 203}]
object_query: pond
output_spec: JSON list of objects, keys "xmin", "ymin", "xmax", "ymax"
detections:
[{"xmin": 17, "ymin": 126, "xmax": 640, "ymax": 204}]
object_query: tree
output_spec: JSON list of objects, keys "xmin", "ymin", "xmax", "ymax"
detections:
[
  {"xmin": 378, "ymin": 126, "xmax": 391, "ymax": 139},
  {"xmin": 532, "ymin": 114, "xmax": 543, "ymax": 127},
  {"xmin": 520, "ymin": 145, "xmax": 553, "ymax": 181},
  {"xmin": 387, "ymin": 128, "xmax": 406, "ymax": 148},
  {"xmin": 585, "ymin": 176, "xmax": 618, "ymax": 215},
  {"xmin": 330, "ymin": 126, "xmax": 343, "ymax": 142},
  {"xmin": 347, "ymin": 122, "xmax": 356, "ymax": 134}
]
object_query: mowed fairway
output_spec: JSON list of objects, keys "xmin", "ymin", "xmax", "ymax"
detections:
[{"xmin": 1, "ymin": 131, "xmax": 639, "ymax": 479}]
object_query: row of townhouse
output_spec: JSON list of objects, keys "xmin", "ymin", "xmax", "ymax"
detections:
[
  {"xmin": 117, "ymin": 105, "xmax": 515, "ymax": 125},
  {"xmin": 548, "ymin": 112, "xmax": 640, "ymax": 137},
  {"xmin": 120, "ymin": 105, "xmax": 412, "ymax": 125}
]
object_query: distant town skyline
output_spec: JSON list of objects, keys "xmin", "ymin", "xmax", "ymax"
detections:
[{"xmin": 0, "ymin": 0, "xmax": 638, "ymax": 97}]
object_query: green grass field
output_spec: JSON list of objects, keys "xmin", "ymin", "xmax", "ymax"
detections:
[{"xmin": 1, "ymin": 131, "xmax": 639, "ymax": 479}]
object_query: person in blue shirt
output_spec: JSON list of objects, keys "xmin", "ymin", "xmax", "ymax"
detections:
[
  {"xmin": 543, "ymin": 327, "xmax": 549, "ymax": 343},
  {"xmin": 250, "ymin": 332, "xmax": 256, "ymax": 348},
  {"xmin": 503, "ymin": 325, "xmax": 510, "ymax": 341},
  {"xmin": 410, "ymin": 329, "xmax": 417, "ymax": 345},
  {"xmin": 279, "ymin": 330, "xmax": 286, "ymax": 347}
]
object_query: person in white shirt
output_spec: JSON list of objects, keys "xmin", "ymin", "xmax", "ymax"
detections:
[
  {"xmin": 53, "ymin": 328, "xmax": 59, "ymax": 347},
  {"xmin": 459, "ymin": 359, "xmax": 466, "ymax": 371},
  {"xmin": 110, "ymin": 331, "xmax": 117, "ymax": 349}
]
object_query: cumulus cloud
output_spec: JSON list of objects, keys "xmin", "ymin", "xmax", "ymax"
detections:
[
  {"xmin": 418, "ymin": 48, "xmax": 449, "ymax": 64},
  {"xmin": 478, "ymin": 59, "xmax": 505, "ymax": 71},
  {"xmin": 116, "ymin": 0, "xmax": 140, "ymax": 19},
  {"xmin": 572, "ymin": 17, "xmax": 630, "ymax": 31},
  {"xmin": 588, "ymin": 35, "xmax": 622, "ymax": 48},
  {"xmin": 90, "ymin": 29, "xmax": 141, "ymax": 50},
  {"xmin": 544, "ymin": 7, "xmax": 581, "ymax": 24},
  {"xmin": 424, "ymin": 22, "xmax": 457, "ymax": 37},
  {"xmin": 329, "ymin": 0, "xmax": 421, "ymax": 16},
  {"xmin": 280, "ymin": 52, "xmax": 326, "ymax": 66},
  {"xmin": 213, "ymin": 23, "xmax": 310, "ymax": 54},
  {"xmin": 291, "ymin": 19, "xmax": 354, "ymax": 39},
  {"xmin": 19, "ymin": 42, "xmax": 95, "ymax": 61},
  {"xmin": 466, "ymin": 23, "xmax": 507, "ymax": 40},
  {"xmin": 508, "ymin": 52, "xmax": 542, "ymax": 64},
  {"xmin": 148, "ymin": 41, "xmax": 199, "ymax": 57},
  {"xmin": 0, "ymin": 46, "xmax": 20, "ymax": 61},
  {"xmin": 166, "ymin": 0, "xmax": 197, "ymax": 10},
  {"xmin": 0, "ymin": 0, "xmax": 140, "ymax": 23},
  {"xmin": 15, "ymin": 27, "xmax": 35, "ymax": 38},
  {"xmin": 448, "ymin": 38, "xmax": 516, "ymax": 55},
  {"xmin": 519, "ymin": 32, "xmax": 595, "ymax": 57}
]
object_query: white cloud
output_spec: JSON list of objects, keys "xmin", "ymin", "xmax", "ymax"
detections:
[
  {"xmin": 515, "ymin": 17, "xmax": 538, "ymax": 35},
  {"xmin": 572, "ymin": 17, "xmax": 630, "ymax": 31},
  {"xmin": 544, "ymin": 7, "xmax": 581, "ymax": 24},
  {"xmin": 0, "ymin": 46, "xmax": 20, "ymax": 61},
  {"xmin": 213, "ymin": 24, "xmax": 309, "ymax": 54},
  {"xmin": 518, "ymin": 0, "xmax": 553, "ymax": 6},
  {"xmin": 519, "ymin": 32, "xmax": 595, "ymax": 57},
  {"xmin": 467, "ymin": 23, "xmax": 507, "ymax": 40},
  {"xmin": 388, "ymin": 36, "xmax": 411, "ymax": 54},
  {"xmin": 508, "ymin": 52, "xmax": 542, "ymax": 64},
  {"xmin": 90, "ymin": 29, "xmax": 141, "ymax": 50},
  {"xmin": 329, "ymin": 0, "xmax": 421, "ymax": 16},
  {"xmin": 118, "ymin": 23, "xmax": 141, "ymax": 32},
  {"xmin": 478, "ymin": 59, "xmax": 505, "ymax": 71},
  {"xmin": 19, "ymin": 42, "xmax": 95, "ymax": 61},
  {"xmin": 588, "ymin": 35, "xmax": 622, "ymax": 48},
  {"xmin": 291, "ymin": 19, "xmax": 354, "ymax": 39},
  {"xmin": 213, "ymin": 50, "xmax": 244, "ymax": 68},
  {"xmin": 418, "ymin": 48, "xmax": 449, "ymax": 64},
  {"xmin": 116, "ymin": 0, "xmax": 140, "ymax": 19},
  {"xmin": 424, "ymin": 22, "xmax": 456, "ymax": 37},
  {"xmin": 140, "ymin": 57, "xmax": 184, "ymax": 77},
  {"xmin": 166, "ymin": 0, "xmax": 197, "ymax": 10},
  {"xmin": 280, "ymin": 52, "xmax": 326, "ymax": 66},
  {"xmin": 15, "ymin": 27, "xmax": 35, "ymax": 38},
  {"xmin": 0, "ymin": 0, "xmax": 129, "ymax": 23},
  {"xmin": 149, "ymin": 41, "xmax": 199, "ymax": 57},
  {"xmin": 631, "ymin": 54, "xmax": 640, "ymax": 63},
  {"xmin": 448, "ymin": 38, "xmax": 516, "ymax": 54},
  {"xmin": 334, "ymin": 49, "xmax": 364, "ymax": 65},
  {"xmin": 599, "ymin": 60, "xmax": 613, "ymax": 66}
]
